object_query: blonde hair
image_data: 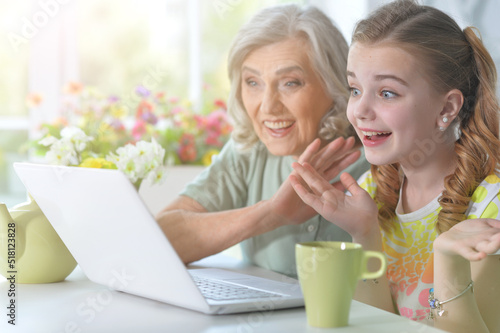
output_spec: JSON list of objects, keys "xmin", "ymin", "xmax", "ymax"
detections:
[
  {"xmin": 227, "ymin": 4, "xmax": 355, "ymax": 151},
  {"xmin": 352, "ymin": 0, "xmax": 500, "ymax": 233}
]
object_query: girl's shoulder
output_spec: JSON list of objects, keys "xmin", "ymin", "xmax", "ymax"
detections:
[
  {"xmin": 357, "ymin": 170, "xmax": 377, "ymax": 199},
  {"xmin": 467, "ymin": 173, "xmax": 500, "ymax": 219}
]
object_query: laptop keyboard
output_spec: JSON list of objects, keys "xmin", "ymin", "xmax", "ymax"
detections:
[{"xmin": 192, "ymin": 276, "xmax": 283, "ymax": 301}]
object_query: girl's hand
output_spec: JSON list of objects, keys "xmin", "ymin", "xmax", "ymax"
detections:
[
  {"xmin": 289, "ymin": 161, "xmax": 378, "ymax": 240},
  {"xmin": 269, "ymin": 137, "xmax": 361, "ymax": 226},
  {"xmin": 434, "ymin": 219, "xmax": 500, "ymax": 261}
]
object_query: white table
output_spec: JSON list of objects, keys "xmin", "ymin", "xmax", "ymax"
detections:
[{"xmin": 0, "ymin": 254, "xmax": 445, "ymax": 333}]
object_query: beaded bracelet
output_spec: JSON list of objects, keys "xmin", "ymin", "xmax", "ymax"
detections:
[{"xmin": 428, "ymin": 281, "xmax": 474, "ymax": 319}]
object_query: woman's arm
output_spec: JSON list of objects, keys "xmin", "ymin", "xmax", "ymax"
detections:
[
  {"xmin": 155, "ymin": 196, "xmax": 285, "ymax": 264},
  {"xmin": 432, "ymin": 219, "xmax": 500, "ymax": 333},
  {"xmin": 156, "ymin": 137, "xmax": 362, "ymax": 265}
]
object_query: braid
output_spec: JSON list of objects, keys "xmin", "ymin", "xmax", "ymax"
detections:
[{"xmin": 372, "ymin": 163, "xmax": 401, "ymax": 232}]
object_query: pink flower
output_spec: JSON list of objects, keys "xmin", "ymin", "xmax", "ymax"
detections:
[
  {"xmin": 136, "ymin": 100, "xmax": 157, "ymax": 125},
  {"xmin": 205, "ymin": 132, "xmax": 223, "ymax": 147},
  {"xmin": 109, "ymin": 118, "xmax": 125, "ymax": 131},
  {"xmin": 168, "ymin": 96, "xmax": 179, "ymax": 104},
  {"xmin": 213, "ymin": 99, "xmax": 227, "ymax": 110},
  {"xmin": 178, "ymin": 133, "xmax": 197, "ymax": 162},
  {"xmin": 132, "ymin": 119, "xmax": 147, "ymax": 140}
]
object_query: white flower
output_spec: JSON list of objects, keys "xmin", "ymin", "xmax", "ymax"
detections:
[
  {"xmin": 146, "ymin": 165, "xmax": 167, "ymax": 185},
  {"xmin": 44, "ymin": 140, "xmax": 79, "ymax": 166},
  {"xmin": 60, "ymin": 127, "xmax": 93, "ymax": 152},
  {"xmin": 39, "ymin": 126, "xmax": 94, "ymax": 166},
  {"xmin": 39, "ymin": 136, "xmax": 58, "ymax": 146},
  {"xmin": 107, "ymin": 139, "xmax": 166, "ymax": 187}
]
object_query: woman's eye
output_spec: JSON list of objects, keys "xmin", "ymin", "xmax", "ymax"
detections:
[
  {"xmin": 381, "ymin": 90, "xmax": 397, "ymax": 98},
  {"xmin": 245, "ymin": 79, "xmax": 257, "ymax": 87},
  {"xmin": 349, "ymin": 87, "xmax": 361, "ymax": 97},
  {"xmin": 284, "ymin": 80, "xmax": 301, "ymax": 87}
]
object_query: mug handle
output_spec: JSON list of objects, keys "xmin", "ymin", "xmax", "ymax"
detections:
[{"xmin": 360, "ymin": 251, "xmax": 387, "ymax": 280}]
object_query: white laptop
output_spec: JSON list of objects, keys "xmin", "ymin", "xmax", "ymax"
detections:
[{"xmin": 13, "ymin": 162, "xmax": 304, "ymax": 314}]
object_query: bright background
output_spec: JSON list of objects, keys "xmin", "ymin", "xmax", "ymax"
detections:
[{"xmin": 1, "ymin": 0, "xmax": 499, "ymax": 207}]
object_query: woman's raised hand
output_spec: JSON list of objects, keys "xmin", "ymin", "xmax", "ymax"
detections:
[
  {"xmin": 289, "ymin": 159, "xmax": 378, "ymax": 240},
  {"xmin": 268, "ymin": 137, "xmax": 361, "ymax": 227},
  {"xmin": 433, "ymin": 218, "xmax": 500, "ymax": 261}
]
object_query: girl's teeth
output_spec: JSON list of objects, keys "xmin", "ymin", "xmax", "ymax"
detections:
[
  {"xmin": 264, "ymin": 121, "xmax": 294, "ymax": 129},
  {"xmin": 362, "ymin": 131, "xmax": 391, "ymax": 136}
]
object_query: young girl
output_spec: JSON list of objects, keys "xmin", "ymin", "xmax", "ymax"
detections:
[{"xmin": 290, "ymin": 1, "xmax": 500, "ymax": 332}]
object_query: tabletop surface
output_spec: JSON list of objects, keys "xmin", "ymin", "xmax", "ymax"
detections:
[{"xmin": 0, "ymin": 254, "xmax": 446, "ymax": 333}]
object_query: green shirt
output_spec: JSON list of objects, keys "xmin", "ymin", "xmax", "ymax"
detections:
[{"xmin": 181, "ymin": 139, "xmax": 371, "ymax": 276}]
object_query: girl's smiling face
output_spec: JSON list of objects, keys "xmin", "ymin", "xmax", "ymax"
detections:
[{"xmin": 346, "ymin": 42, "xmax": 450, "ymax": 168}]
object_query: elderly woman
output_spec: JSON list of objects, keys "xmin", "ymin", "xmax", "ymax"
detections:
[{"xmin": 155, "ymin": 4, "xmax": 370, "ymax": 277}]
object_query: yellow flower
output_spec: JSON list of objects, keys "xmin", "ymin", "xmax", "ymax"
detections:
[
  {"xmin": 79, "ymin": 157, "xmax": 117, "ymax": 169},
  {"xmin": 201, "ymin": 149, "xmax": 220, "ymax": 166},
  {"xmin": 109, "ymin": 105, "xmax": 127, "ymax": 118}
]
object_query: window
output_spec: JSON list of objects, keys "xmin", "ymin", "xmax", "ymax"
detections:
[{"xmin": 0, "ymin": 0, "xmax": 305, "ymax": 206}]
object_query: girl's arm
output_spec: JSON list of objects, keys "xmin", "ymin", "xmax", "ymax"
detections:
[
  {"xmin": 290, "ymin": 163, "xmax": 395, "ymax": 312},
  {"xmin": 432, "ymin": 219, "xmax": 500, "ymax": 333}
]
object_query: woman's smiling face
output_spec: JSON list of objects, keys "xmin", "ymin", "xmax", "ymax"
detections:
[
  {"xmin": 346, "ymin": 42, "xmax": 448, "ymax": 167},
  {"xmin": 240, "ymin": 37, "xmax": 333, "ymax": 157}
]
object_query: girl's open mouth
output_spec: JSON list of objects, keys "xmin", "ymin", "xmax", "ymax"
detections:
[
  {"xmin": 362, "ymin": 130, "xmax": 392, "ymax": 141},
  {"xmin": 360, "ymin": 130, "xmax": 392, "ymax": 146}
]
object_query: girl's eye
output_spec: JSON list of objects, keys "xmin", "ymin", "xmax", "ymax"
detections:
[
  {"xmin": 349, "ymin": 87, "xmax": 361, "ymax": 97},
  {"xmin": 381, "ymin": 90, "xmax": 397, "ymax": 99}
]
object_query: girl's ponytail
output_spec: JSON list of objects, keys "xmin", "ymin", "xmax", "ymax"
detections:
[{"xmin": 438, "ymin": 27, "xmax": 500, "ymax": 233}]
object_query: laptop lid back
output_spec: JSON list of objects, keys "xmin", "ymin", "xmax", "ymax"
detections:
[{"xmin": 13, "ymin": 162, "xmax": 209, "ymax": 313}]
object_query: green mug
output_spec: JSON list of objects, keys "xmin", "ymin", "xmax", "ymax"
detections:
[{"xmin": 295, "ymin": 241, "xmax": 387, "ymax": 328}]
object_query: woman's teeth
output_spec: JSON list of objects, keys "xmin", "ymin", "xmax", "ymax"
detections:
[{"xmin": 264, "ymin": 121, "xmax": 294, "ymax": 129}]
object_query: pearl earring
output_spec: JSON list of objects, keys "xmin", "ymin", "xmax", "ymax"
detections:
[{"xmin": 439, "ymin": 116, "xmax": 449, "ymax": 131}]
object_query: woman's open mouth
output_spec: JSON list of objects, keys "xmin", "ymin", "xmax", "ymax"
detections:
[{"xmin": 264, "ymin": 121, "xmax": 295, "ymax": 137}]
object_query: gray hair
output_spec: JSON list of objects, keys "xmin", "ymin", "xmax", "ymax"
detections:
[{"xmin": 227, "ymin": 4, "xmax": 354, "ymax": 151}]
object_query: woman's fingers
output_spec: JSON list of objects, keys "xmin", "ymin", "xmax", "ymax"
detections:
[
  {"xmin": 292, "ymin": 161, "xmax": 337, "ymax": 196},
  {"xmin": 311, "ymin": 137, "xmax": 348, "ymax": 167},
  {"xmin": 312, "ymin": 136, "xmax": 356, "ymax": 172},
  {"xmin": 323, "ymin": 150, "xmax": 361, "ymax": 181},
  {"xmin": 297, "ymin": 138, "xmax": 321, "ymax": 164}
]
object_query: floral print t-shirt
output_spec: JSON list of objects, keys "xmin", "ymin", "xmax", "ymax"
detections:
[{"xmin": 358, "ymin": 171, "xmax": 500, "ymax": 324}]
